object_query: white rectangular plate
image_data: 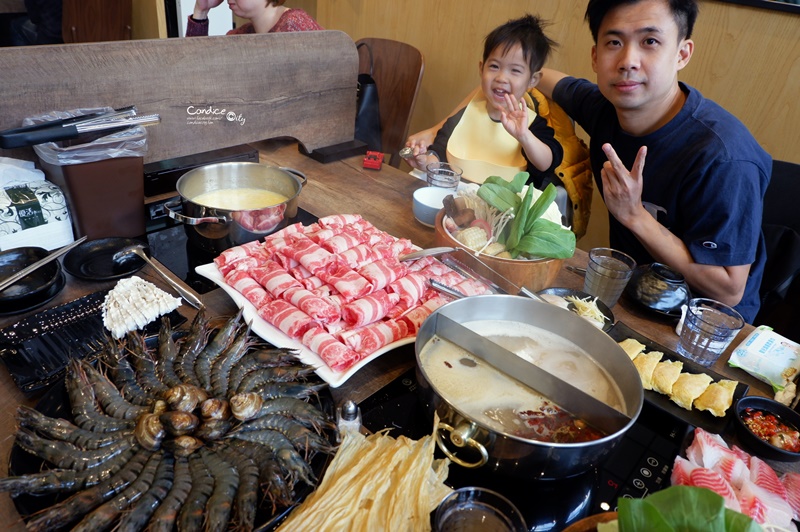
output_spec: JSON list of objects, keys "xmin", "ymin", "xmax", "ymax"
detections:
[{"xmin": 195, "ymin": 262, "xmax": 414, "ymax": 388}]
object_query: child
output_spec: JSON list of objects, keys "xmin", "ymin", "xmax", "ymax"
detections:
[{"xmin": 406, "ymin": 14, "xmax": 563, "ymax": 188}]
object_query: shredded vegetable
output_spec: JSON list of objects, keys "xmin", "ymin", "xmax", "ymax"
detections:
[{"xmin": 565, "ymin": 295, "xmax": 608, "ymax": 325}]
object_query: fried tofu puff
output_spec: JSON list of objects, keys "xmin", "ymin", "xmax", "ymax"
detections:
[
  {"xmin": 694, "ymin": 379, "xmax": 738, "ymax": 417},
  {"xmin": 651, "ymin": 360, "xmax": 683, "ymax": 396},
  {"xmin": 633, "ymin": 351, "xmax": 663, "ymax": 390},
  {"xmin": 670, "ymin": 373, "xmax": 714, "ymax": 411},
  {"xmin": 619, "ymin": 338, "xmax": 647, "ymax": 361}
]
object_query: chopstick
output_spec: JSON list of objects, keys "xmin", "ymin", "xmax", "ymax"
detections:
[{"xmin": 0, "ymin": 236, "xmax": 87, "ymax": 293}]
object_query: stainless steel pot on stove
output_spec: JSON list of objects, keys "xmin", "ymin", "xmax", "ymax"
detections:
[
  {"xmin": 165, "ymin": 162, "xmax": 306, "ymax": 254},
  {"xmin": 415, "ymin": 295, "xmax": 643, "ymax": 480}
]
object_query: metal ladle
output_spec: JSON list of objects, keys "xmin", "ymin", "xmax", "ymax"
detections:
[{"xmin": 113, "ymin": 244, "xmax": 204, "ymax": 309}]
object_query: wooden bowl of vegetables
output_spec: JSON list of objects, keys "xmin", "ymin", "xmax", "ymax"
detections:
[
  {"xmin": 434, "ymin": 209, "xmax": 564, "ymax": 292},
  {"xmin": 433, "ymin": 177, "xmax": 574, "ymax": 293}
]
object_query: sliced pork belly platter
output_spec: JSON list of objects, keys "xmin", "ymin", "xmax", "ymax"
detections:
[
  {"xmin": 209, "ymin": 214, "xmax": 490, "ymax": 377},
  {"xmin": 673, "ymin": 427, "xmax": 800, "ymax": 529}
]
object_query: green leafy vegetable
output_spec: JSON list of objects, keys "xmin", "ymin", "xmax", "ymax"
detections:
[
  {"xmin": 477, "ymin": 184, "xmax": 521, "ymax": 213},
  {"xmin": 524, "ymin": 183, "xmax": 557, "ymax": 234},
  {"xmin": 476, "ymin": 175, "xmax": 575, "ymax": 260},
  {"xmin": 616, "ymin": 486, "xmax": 761, "ymax": 532},
  {"xmin": 514, "ymin": 219, "xmax": 575, "ymax": 259},
  {"xmin": 506, "ymin": 183, "xmax": 535, "ymax": 251}
]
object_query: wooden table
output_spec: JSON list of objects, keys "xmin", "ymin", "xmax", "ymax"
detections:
[{"xmin": 0, "ymin": 139, "xmax": 779, "ymax": 528}]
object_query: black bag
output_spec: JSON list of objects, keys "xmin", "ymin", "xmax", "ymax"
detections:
[{"xmin": 355, "ymin": 42, "xmax": 382, "ymax": 152}]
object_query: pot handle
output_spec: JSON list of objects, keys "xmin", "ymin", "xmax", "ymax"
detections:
[
  {"xmin": 435, "ymin": 421, "xmax": 489, "ymax": 469},
  {"xmin": 280, "ymin": 167, "xmax": 308, "ymax": 187},
  {"xmin": 164, "ymin": 198, "xmax": 229, "ymax": 226}
]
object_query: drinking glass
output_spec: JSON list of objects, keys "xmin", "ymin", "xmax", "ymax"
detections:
[
  {"xmin": 676, "ymin": 298, "xmax": 745, "ymax": 367},
  {"xmin": 434, "ymin": 487, "xmax": 527, "ymax": 532},
  {"xmin": 426, "ymin": 162, "xmax": 462, "ymax": 190},
  {"xmin": 583, "ymin": 248, "xmax": 636, "ymax": 307}
]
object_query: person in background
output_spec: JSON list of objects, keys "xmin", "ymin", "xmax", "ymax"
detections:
[
  {"xmin": 404, "ymin": 14, "xmax": 563, "ymax": 189},
  {"xmin": 9, "ymin": 0, "xmax": 62, "ymax": 46},
  {"xmin": 186, "ymin": 0, "xmax": 322, "ymax": 36},
  {"xmin": 409, "ymin": 0, "xmax": 770, "ymax": 322}
]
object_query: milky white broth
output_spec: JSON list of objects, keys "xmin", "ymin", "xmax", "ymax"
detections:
[
  {"xmin": 191, "ymin": 188, "xmax": 289, "ymax": 210},
  {"xmin": 420, "ymin": 320, "xmax": 624, "ymax": 441}
]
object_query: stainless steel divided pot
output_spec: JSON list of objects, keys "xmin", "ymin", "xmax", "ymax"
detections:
[
  {"xmin": 415, "ymin": 295, "xmax": 643, "ymax": 480},
  {"xmin": 166, "ymin": 162, "xmax": 306, "ymax": 254}
]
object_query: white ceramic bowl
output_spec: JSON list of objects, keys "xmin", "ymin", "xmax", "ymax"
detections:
[{"xmin": 413, "ymin": 187, "xmax": 452, "ymax": 227}]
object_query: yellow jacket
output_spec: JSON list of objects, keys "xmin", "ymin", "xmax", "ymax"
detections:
[{"xmin": 528, "ymin": 88, "xmax": 593, "ymax": 239}]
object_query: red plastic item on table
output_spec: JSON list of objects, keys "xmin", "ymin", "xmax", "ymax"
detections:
[{"xmin": 363, "ymin": 151, "xmax": 383, "ymax": 170}]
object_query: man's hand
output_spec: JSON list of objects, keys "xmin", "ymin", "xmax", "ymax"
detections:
[
  {"xmin": 599, "ymin": 143, "xmax": 748, "ymax": 307},
  {"xmin": 600, "ymin": 143, "xmax": 648, "ymax": 228}
]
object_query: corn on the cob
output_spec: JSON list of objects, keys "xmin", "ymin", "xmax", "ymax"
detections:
[{"xmin": 455, "ymin": 226, "xmax": 488, "ymax": 250}]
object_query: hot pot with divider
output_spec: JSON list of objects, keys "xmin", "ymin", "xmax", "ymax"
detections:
[
  {"xmin": 415, "ymin": 295, "xmax": 643, "ymax": 480},
  {"xmin": 165, "ymin": 161, "xmax": 306, "ymax": 254}
]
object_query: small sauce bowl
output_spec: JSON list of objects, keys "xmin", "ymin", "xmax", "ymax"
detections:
[{"xmin": 733, "ymin": 396, "xmax": 800, "ymax": 462}]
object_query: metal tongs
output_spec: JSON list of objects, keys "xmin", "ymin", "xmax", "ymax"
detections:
[
  {"xmin": 438, "ymin": 249, "xmax": 547, "ymax": 302},
  {"xmin": 0, "ymin": 106, "xmax": 161, "ymax": 149}
]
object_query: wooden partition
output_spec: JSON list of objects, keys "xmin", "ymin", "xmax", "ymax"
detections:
[{"xmin": 0, "ymin": 30, "xmax": 358, "ymax": 164}]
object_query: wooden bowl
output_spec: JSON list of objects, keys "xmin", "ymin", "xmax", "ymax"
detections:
[{"xmin": 433, "ymin": 210, "xmax": 563, "ymax": 293}]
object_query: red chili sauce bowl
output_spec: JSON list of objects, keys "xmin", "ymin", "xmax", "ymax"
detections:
[{"xmin": 733, "ymin": 396, "xmax": 800, "ymax": 462}]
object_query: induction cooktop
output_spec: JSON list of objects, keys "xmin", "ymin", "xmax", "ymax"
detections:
[{"xmin": 357, "ymin": 355, "xmax": 692, "ymax": 532}]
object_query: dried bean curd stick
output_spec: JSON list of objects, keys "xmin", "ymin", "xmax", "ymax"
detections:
[{"xmin": 277, "ymin": 427, "xmax": 452, "ymax": 531}]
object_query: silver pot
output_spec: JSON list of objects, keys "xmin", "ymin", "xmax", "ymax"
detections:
[
  {"xmin": 415, "ymin": 295, "xmax": 643, "ymax": 480},
  {"xmin": 165, "ymin": 162, "xmax": 306, "ymax": 254}
]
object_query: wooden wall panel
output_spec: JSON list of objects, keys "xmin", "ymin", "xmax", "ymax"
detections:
[
  {"xmin": 132, "ymin": 0, "xmax": 167, "ymax": 40},
  {"xmin": 316, "ymin": 0, "xmax": 799, "ymax": 249}
]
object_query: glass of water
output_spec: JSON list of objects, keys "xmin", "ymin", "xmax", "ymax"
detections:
[
  {"xmin": 676, "ymin": 298, "xmax": 745, "ymax": 367},
  {"xmin": 434, "ymin": 487, "xmax": 527, "ymax": 532},
  {"xmin": 583, "ymin": 248, "xmax": 637, "ymax": 307}
]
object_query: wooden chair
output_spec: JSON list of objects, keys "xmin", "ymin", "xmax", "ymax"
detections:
[{"xmin": 356, "ymin": 37, "xmax": 424, "ymax": 167}]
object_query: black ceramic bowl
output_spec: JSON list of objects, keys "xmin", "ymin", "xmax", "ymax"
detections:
[
  {"xmin": 625, "ymin": 262, "xmax": 691, "ymax": 319},
  {"xmin": 0, "ymin": 247, "xmax": 63, "ymax": 309},
  {"xmin": 733, "ymin": 396, "xmax": 800, "ymax": 462}
]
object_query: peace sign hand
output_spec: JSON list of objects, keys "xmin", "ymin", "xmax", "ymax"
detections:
[{"xmin": 600, "ymin": 143, "xmax": 648, "ymax": 227}]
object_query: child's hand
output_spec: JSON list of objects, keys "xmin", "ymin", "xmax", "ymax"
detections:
[
  {"xmin": 406, "ymin": 128, "xmax": 437, "ymax": 152},
  {"xmin": 499, "ymin": 93, "xmax": 529, "ymax": 141},
  {"xmin": 403, "ymin": 141, "xmax": 432, "ymax": 171}
]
